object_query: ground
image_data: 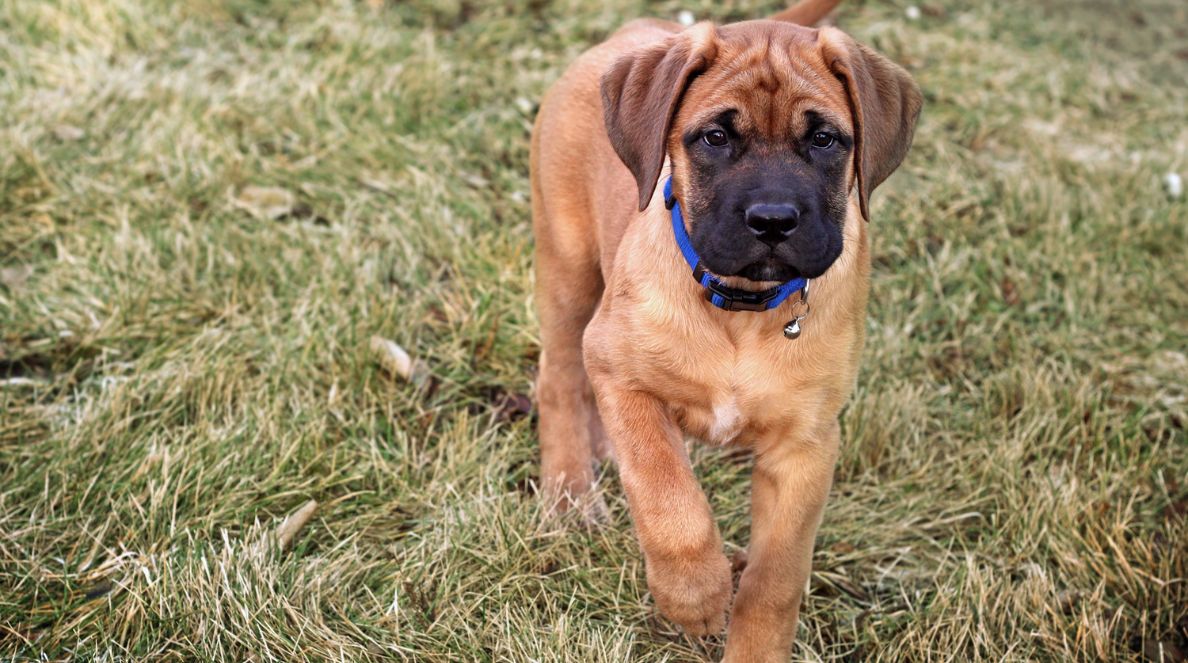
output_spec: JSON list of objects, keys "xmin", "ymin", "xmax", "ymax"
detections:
[{"xmin": 1, "ymin": 0, "xmax": 1186, "ymax": 661}]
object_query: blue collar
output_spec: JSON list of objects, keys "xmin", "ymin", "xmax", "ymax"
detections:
[{"xmin": 664, "ymin": 177, "xmax": 808, "ymax": 312}]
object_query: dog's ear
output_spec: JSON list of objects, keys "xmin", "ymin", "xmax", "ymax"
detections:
[
  {"xmin": 601, "ymin": 24, "xmax": 718, "ymax": 211},
  {"xmin": 821, "ymin": 28, "xmax": 922, "ymax": 221}
]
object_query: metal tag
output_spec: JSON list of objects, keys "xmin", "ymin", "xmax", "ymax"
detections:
[{"xmin": 783, "ymin": 317, "xmax": 803, "ymax": 340}]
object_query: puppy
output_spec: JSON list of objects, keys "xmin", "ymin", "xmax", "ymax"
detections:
[{"xmin": 530, "ymin": 0, "xmax": 921, "ymax": 658}]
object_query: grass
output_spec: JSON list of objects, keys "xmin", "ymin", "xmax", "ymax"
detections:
[{"xmin": 1, "ymin": 0, "xmax": 1185, "ymax": 660}]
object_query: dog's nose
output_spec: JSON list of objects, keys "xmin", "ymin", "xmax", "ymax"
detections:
[{"xmin": 744, "ymin": 203, "xmax": 800, "ymax": 243}]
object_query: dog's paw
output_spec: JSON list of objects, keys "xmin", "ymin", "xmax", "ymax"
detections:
[{"xmin": 647, "ymin": 549, "xmax": 732, "ymax": 637}]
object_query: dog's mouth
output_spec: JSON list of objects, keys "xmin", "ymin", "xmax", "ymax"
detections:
[
  {"xmin": 735, "ymin": 257, "xmax": 803, "ymax": 283},
  {"xmin": 689, "ymin": 208, "xmax": 845, "ymax": 284},
  {"xmin": 707, "ymin": 243, "xmax": 810, "ymax": 283}
]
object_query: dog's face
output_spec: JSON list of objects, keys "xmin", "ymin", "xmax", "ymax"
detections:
[
  {"xmin": 672, "ymin": 25, "xmax": 853, "ymax": 281},
  {"xmin": 602, "ymin": 21, "xmax": 922, "ymax": 283}
]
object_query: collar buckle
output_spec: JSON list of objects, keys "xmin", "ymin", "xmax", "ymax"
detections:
[{"xmin": 703, "ymin": 279, "xmax": 780, "ymax": 312}]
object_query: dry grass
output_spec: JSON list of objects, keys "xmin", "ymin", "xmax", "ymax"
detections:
[{"xmin": 1, "ymin": 0, "xmax": 1186, "ymax": 660}]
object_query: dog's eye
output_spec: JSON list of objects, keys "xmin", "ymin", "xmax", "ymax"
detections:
[
  {"xmin": 703, "ymin": 129, "xmax": 729, "ymax": 147},
  {"xmin": 810, "ymin": 132, "xmax": 835, "ymax": 149}
]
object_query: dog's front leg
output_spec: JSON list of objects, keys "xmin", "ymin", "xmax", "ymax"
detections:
[
  {"xmin": 724, "ymin": 421, "xmax": 840, "ymax": 662},
  {"xmin": 594, "ymin": 385, "xmax": 732, "ymax": 636}
]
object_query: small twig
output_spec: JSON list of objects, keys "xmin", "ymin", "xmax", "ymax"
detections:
[{"xmin": 275, "ymin": 499, "xmax": 318, "ymax": 551}]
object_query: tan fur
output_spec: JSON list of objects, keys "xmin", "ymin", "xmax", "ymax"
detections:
[{"xmin": 530, "ymin": 1, "xmax": 920, "ymax": 659}]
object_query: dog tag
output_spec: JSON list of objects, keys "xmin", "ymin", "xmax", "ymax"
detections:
[{"xmin": 783, "ymin": 317, "xmax": 803, "ymax": 340}]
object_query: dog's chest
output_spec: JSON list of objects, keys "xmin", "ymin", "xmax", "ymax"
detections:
[
  {"xmin": 706, "ymin": 398, "xmax": 745, "ymax": 445},
  {"xmin": 671, "ymin": 349, "xmax": 797, "ymax": 446}
]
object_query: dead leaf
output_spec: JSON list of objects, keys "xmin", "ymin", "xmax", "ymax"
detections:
[
  {"xmin": 493, "ymin": 391, "xmax": 533, "ymax": 422},
  {"xmin": 233, "ymin": 185, "xmax": 295, "ymax": 220},
  {"xmin": 1140, "ymin": 639, "xmax": 1187, "ymax": 663}
]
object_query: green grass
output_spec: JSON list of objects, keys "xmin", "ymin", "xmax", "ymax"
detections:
[{"xmin": 1, "ymin": 0, "xmax": 1185, "ymax": 660}]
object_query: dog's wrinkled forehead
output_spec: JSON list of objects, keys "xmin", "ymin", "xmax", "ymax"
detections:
[{"xmin": 675, "ymin": 22, "xmax": 851, "ymax": 141}]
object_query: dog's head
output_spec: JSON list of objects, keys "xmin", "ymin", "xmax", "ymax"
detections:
[{"xmin": 602, "ymin": 21, "xmax": 921, "ymax": 282}]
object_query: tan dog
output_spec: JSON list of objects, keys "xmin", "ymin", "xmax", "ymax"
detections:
[{"xmin": 530, "ymin": 0, "xmax": 921, "ymax": 658}]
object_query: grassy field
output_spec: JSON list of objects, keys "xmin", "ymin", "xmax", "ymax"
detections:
[{"xmin": 1, "ymin": 0, "xmax": 1186, "ymax": 660}]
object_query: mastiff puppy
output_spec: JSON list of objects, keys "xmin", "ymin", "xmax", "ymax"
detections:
[{"xmin": 530, "ymin": 0, "xmax": 921, "ymax": 658}]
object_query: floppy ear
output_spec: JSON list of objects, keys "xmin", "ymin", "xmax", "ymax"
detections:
[
  {"xmin": 601, "ymin": 24, "xmax": 718, "ymax": 211},
  {"xmin": 821, "ymin": 28, "xmax": 923, "ymax": 220}
]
